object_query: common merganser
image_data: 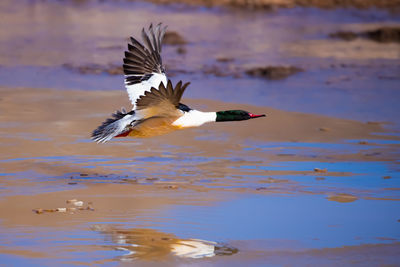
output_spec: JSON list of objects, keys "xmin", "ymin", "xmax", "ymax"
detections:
[{"xmin": 92, "ymin": 24, "xmax": 265, "ymax": 143}]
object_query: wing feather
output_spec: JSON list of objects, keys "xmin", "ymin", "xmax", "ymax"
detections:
[
  {"xmin": 124, "ymin": 23, "xmax": 167, "ymax": 109},
  {"xmin": 136, "ymin": 80, "xmax": 190, "ymax": 112},
  {"xmin": 150, "ymin": 24, "xmax": 159, "ymax": 57}
]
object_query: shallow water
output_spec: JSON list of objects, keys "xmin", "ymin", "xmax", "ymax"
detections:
[{"xmin": 0, "ymin": 0, "xmax": 400, "ymax": 266}]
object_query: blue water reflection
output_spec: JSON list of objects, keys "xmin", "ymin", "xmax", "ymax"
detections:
[{"xmin": 160, "ymin": 194, "xmax": 400, "ymax": 248}]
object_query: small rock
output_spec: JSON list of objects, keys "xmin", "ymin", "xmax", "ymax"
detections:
[
  {"xmin": 246, "ymin": 66, "xmax": 303, "ymax": 80},
  {"xmin": 176, "ymin": 46, "xmax": 187, "ymax": 54},
  {"xmin": 256, "ymin": 187, "xmax": 268, "ymax": 191},
  {"xmin": 56, "ymin": 208, "xmax": 67, "ymax": 213},
  {"xmin": 216, "ymin": 57, "xmax": 234, "ymax": 63},
  {"xmin": 44, "ymin": 209, "xmax": 56, "ymax": 213},
  {"xmin": 329, "ymin": 31, "xmax": 358, "ymax": 41},
  {"xmin": 162, "ymin": 31, "xmax": 187, "ymax": 45},
  {"xmin": 63, "ymin": 63, "xmax": 122, "ymax": 76},
  {"xmin": 358, "ymin": 141, "xmax": 368, "ymax": 145},
  {"xmin": 328, "ymin": 27, "xmax": 400, "ymax": 43},
  {"xmin": 364, "ymin": 27, "xmax": 400, "ymax": 43},
  {"xmin": 327, "ymin": 193, "xmax": 358, "ymax": 203},
  {"xmin": 319, "ymin": 127, "xmax": 329, "ymax": 132},
  {"xmin": 66, "ymin": 199, "xmax": 78, "ymax": 204},
  {"xmin": 383, "ymin": 176, "xmax": 392, "ymax": 179},
  {"xmin": 33, "ymin": 208, "xmax": 44, "ymax": 214},
  {"xmin": 165, "ymin": 185, "xmax": 178, "ymax": 189},
  {"xmin": 122, "ymin": 178, "xmax": 138, "ymax": 183},
  {"xmin": 314, "ymin": 168, "xmax": 327, "ymax": 173},
  {"xmin": 73, "ymin": 201, "xmax": 84, "ymax": 207}
]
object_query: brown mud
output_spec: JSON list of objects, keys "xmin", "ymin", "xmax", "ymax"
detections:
[
  {"xmin": 0, "ymin": 86, "xmax": 398, "ymax": 206},
  {"xmin": 163, "ymin": 31, "xmax": 188, "ymax": 45},
  {"xmin": 330, "ymin": 26, "xmax": 400, "ymax": 43},
  {"xmin": 246, "ymin": 66, "xmax": 304, "ymax": 80}
]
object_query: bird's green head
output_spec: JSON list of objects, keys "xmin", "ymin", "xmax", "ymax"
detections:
[{"xmin": 216, "ymin": 110, "xmax": 266, "ymax": 122}]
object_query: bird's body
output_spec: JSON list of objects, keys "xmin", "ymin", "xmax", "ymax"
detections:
[
  {"xmin": 92, "ymin": 24, "xmax": 265, "ymax": 143},
  {"xmin": 128, "ymin": 118, "xmax": 180, "ymax": 138}
]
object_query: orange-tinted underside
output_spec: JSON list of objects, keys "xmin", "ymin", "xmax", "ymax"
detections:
[{"xmin": 118, "ymin": 117, "xmax": 181, "ymax": 138}]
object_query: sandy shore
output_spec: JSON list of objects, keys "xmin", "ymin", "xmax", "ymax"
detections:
[
  {"xmin": 0, "ymin": 87, "xmax": 399, "ymax": 264},
  {"xmin": 0, "ymin": 86, "xmax": 398, "ymax": 214}
]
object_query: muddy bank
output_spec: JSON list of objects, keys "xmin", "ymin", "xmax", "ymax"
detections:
[
  {"xmin": 0, "ymin": 86, "xmax": 398, "ymax": 184},
  {"xmin": 246, "ymin": 66, "xmax": 303, "ymax": 80},
  {"xmin": 330, "ymin": 27, "xmax": 400, "ymax": 43},
  {"xmin": 144, "ymin": 0, "xmax": 400, "ymax": 9},
  {"xmin": 63, "ymin": 62, "xmax": 304, "ymax": 81},
  {"xmin": 1, "ymin": 86, "xmax": 399, "ymax": 190},
  {"xmin": 62, "ymin": 63, "xmax": 123, "ymax": 75},
  {"xmin": 163, "ymin": 31, "xmax": 187, "ymax": 46},
  {"xmin": 0, "ymin": 86, "xmax": 391, "ymax": 155}
]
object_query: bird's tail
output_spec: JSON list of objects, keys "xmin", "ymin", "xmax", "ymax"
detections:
[{"xmin": 91, "ymin": 109, "xmax": 136, "ymax": 143}]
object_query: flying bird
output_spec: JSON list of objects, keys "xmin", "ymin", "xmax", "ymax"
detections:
[{"xmin": 92, "ymin": 24, "xmax": 265, "ymax": 143}]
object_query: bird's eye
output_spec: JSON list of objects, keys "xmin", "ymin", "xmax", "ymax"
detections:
[{"xmin": 178, "ymin": 103, "xmax": 191, "ymax": 112}]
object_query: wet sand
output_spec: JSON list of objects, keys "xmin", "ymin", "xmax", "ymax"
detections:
[
  {"xmin": 1, "ymin": 87, "xmax": 399, "ymax": 265},
  {"xmin": 1, "ymin": 0, "xmax": 400, "ymax": 265}
]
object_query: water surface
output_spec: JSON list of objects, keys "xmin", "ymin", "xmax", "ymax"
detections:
[{"xmin": 0, "ymin": 0, "xmax": 399, "ymax": 265}]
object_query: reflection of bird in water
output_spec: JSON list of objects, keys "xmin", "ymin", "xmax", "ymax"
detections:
[
  {"xmin": 92, "ymin": 225, "xmax": 237, "ymax": 260},
  {"xmin": 92, "ymin": 23, "xmax": 265, "ymax": 143}
]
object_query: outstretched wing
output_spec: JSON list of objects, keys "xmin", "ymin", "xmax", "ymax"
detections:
[
  {"xmin": 124, "ymin": 23, "xmax": 168, "ymax": 110},
  {"xmin": 136, "ymin": 80, "xmax": 190, "ymax": 118}
]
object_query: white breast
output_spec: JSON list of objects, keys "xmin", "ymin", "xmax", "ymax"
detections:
[{"xmin": 172, "ymin": 110, "xmax": 216, "ymax": 128}]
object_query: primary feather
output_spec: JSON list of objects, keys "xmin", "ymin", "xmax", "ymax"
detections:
[
  {"xmin": 124, "ymin": 23, "xmax": 168, "ymax": 109},
  {"xmin": 91, "ymin": 110, "xmax": 137, "ymax": 143}
]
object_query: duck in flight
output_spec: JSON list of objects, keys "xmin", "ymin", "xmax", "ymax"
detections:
[{"xmin": 92, "ymin": 24, "xmax": 265, "ymax": 143}]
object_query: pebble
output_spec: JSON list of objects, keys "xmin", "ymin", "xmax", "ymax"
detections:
[
  {"xmin": 165, "ymin": 185, "xmax": 179, "ymax": 189},
  {"xmin": 33, "ymin": 208, "xmax": 44, "ymax": 214},
  {"xmin": 56, "ymin": 208, "xmax": 66, "ymax": 212},
  {"xmin": 314, "ymin": 168, "xmax": 327, "ymax": 173},
  {"xmin": 66, "ymin": 199, "xmax": 78, "ymax": 204},
  {"xmin": 73, "ymin": 201, "xmax": 84, "ymax": 207},
  {"xmin": 33, "ymin": 199, "xmax": 93, "ymax": 215}
]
